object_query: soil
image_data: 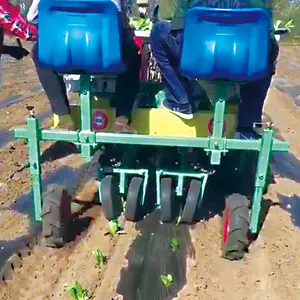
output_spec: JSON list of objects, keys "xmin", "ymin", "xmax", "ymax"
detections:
[{"xmin": 0, "ymin": 44, "xmax": 300, "ymax": 300}]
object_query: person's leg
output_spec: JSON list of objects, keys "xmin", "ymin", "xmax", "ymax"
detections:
[
  {"xmin": 114, "ymin": 13, "xmax": 141, "ymax": 132},
  {"xmin": 238, "ymin": 75, "xmax": 273, "ymax": 131},
  {"xmin": 238, "ymin": 38, "xmax": 279, "ymax": 134},
  {"xmin": 151, "ymin": 20, "xmax": 193, "ymax": 119},
  {"xmin": 31, "ymin": 43, "xmax": 73, "ymax": 128}
]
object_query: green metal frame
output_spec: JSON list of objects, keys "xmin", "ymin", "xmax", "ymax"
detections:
[{"xmin": 13, "ymin": 75, "xmax": 289, "ymax": 234}]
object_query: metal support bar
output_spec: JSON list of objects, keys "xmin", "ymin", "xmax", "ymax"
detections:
[
  {"xmin": 13, "ymin": 126, "xmax": 289, "ymax": 152},
  {"xmin": 80, "ymin": 75, "xmax": 93, "ymax": 161},
  {"xmin": 42, "ymin": 130, "xmax": 78, "ymax": 141},
  {"xmin": 26, "ymin": 116, "xmax": 42, "ymax": 221},
  {"xmin": 95, "ymin": 132, "xmax": 210, "ymax": 148},
  {"xmin": 249, "ymin": 127, "xmax": 274, "ymax": 234},
  {"xmin": 208, "ymin": 84, "xmax": 227, "ymax": 164}
]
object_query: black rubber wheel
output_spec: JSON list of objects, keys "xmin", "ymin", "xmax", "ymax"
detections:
[
  {"xmin": 181, "ymin": 179, "xmax": 202, "ymax": 224},
  {"xmin": 42, "ymin": 184, "xmax": 72, "ymax": 248},
  {"xmin": 100, "ymin": 175, "xmax": 123, "ymax": 220},
  {"xmin": 160, "ymin": 177, "xmax": 177, "ymax": 222},
  {"xmin": 222, "ymin": 193, "xmax": 250, "ymax": 260},
  {"xmin": 125, "ymin": 177, "xmax": 144, "ymax": 222}
]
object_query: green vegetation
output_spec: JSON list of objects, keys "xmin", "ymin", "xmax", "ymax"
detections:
[
  {"xmin": 274, "ymin": 18, "xmax": 299, "ymax": 45},
  {"xmin": 274, "ymin": 19, "xmax": 294, "ymax": 31},
  {"xmin": 92, "ymin": 249, "xmax": 107, "ymax": 267},
  {"xmin": 170, "ymin": 238, "xmax": 180, "ymax": 251},
  {"xmin": 160, "ymin": 274, "xmax": 174, "ymax": 288},
  {"xmin": 107, "ymin": 220, "xmax": 120, "ymax": 237},
  {"xmin": 274, "ymin": 0, "xmax": 300, "ymax": 37},
  {"xmin": 64, "ymin": 281, "xmax": 88, "ymax": 300},
  {"xmin": 129, "ymin": 17, "xmax": 153, "ymax": 31}
]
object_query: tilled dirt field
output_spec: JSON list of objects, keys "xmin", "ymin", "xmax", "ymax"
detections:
[{"xmin": 0, "ymin": 46, "xmax": 300, "ymax": 300}]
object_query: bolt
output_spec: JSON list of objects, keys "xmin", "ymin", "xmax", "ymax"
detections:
[
  {"xmin": 259, "ymin": 175, "xmax": 264, "ymax": 180},
  {"xmin": 26, "ymin": 105, "xmax": 35, "ymax": 116}
]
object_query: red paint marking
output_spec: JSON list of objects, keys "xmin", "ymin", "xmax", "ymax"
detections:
[{"xmin": 92, "ymin": 110, "xmax": 108, "ymax": 131}]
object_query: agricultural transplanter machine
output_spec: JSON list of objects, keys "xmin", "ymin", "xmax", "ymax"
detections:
[{"xmin": 13, "ymin": 1, "xmax": 289, "ymax": 260}]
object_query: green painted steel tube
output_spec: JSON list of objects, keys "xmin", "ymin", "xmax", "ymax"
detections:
[
  {"xmin": 41, "ymin": 130, "xmax": 78, "ymax": 142},
  {"xmin": 26, "ymin": 116, "xmax": 43, "ymax": 222},
  {"xmin": 209, "ymin": 85, "xmax": 226, "ymax": 164},
  {"xmin": 249, "ymin": 128, "xmax": 274, "ymax": 234},
  {"xmin": 95, "ymin": 132, "xmax": 210, "ymax": 147},
  {"xmin": 80, "ymin": 75, "xmax": 93, "ymax": 160},
  {"xmin": 13, "ymin": 127, "xmax": 289, "ymax": 152}
]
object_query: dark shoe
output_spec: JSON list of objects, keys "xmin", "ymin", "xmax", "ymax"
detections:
[
  {"xmin": 4, "ymin": 45, "xmax": 29, "ymax": 60},
  {"xmin": 161, "ymin": 100, "xmax": 193, "ymax": 120}
]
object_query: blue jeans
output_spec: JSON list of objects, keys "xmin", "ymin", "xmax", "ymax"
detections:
[
  {"xmin": 150, "ymin": 21, "xmax": 193, "ymax": 112},
  {"xmin": 32, "ymin": 14, "xmax": 140, "ymax": 118},
  {"xmin": 151, "ymin": 20, "xmax": 276, "ymax": 129}
]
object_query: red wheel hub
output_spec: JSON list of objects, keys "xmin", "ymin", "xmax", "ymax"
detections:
[{"xmin": 223, "ymin": 207, "xmax": 231, "ymax": 245}]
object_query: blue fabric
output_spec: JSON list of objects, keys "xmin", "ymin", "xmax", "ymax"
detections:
[
  {"xmin": 37, "ymin": 0, "xmax": 124, "ymax": 74},
  {"xmin": 151, "ymin": 19, "xmax": 274, "ymax": 127},
  {"xmin": 180, "ymin": 7, "xmax": 270, "ymax": 81},
  {"xmin": 151, "ymin": 20, "xmax": 193, "ymax": 111},
  {"xmin": 238, "ymin": 75, "xmax": 272, "ymax": 128}
]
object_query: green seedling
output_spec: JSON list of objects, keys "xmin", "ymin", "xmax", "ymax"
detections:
[
  {"xmin": 170, "ymin": 238, "xmax": 180, "ymax": 251},
  {"xmin": 160, "ymin": 274, "xmax": 173, "ymax": 289},
  {"xmin": 107, "ymin": 220, "xmax": 119, "ymax": 237},
  {"xmin": 274, "ymin": 19, "xmax": 282, "ymax": 30},
  {"xmin": 274, "ymin": 19, "xmax": 294, "ymax": 31},
  {"xmin": 64, "ymin": 281, "xmax": 88, "ymax": 300},
  {"xmin": 129, "ymin": 17, "xmax": 153, "ymax": 31},
  {"xmin": 285, "ymin": 19, "xmax": 295, "ymax": 29},
  {"xmin": 92, "ymin": 249, "xmax": 107, "ymax": 267}
]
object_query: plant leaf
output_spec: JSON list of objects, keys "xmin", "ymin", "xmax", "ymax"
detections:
[
  {"xmin": 108, "ymin": 220, "xmax": 119, "ymax": 236},
  {"xmin": 160, "ymin": 274, "xmax": 173, "ymax": 288},
  {"xmin": 64, "ymin": 281, "xmax": 88, "ymax": 300},
  {"xmin": 170, "ymin": 238, "xmax": 180, "ymax": 251},
  {"xmin": 274, "ymin": 20, "xmax": 282, "ymax": 30},
  {"xmin": 285, "ymin": 19, "xmax": 293, "ymax": 27},
  {"xmin": 75, "ymin": 281, "xmax": 84, "ymax": 299},
  {"xmin": 92, "ymin": 249, "xmax": 107, "ymax": 266}
]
